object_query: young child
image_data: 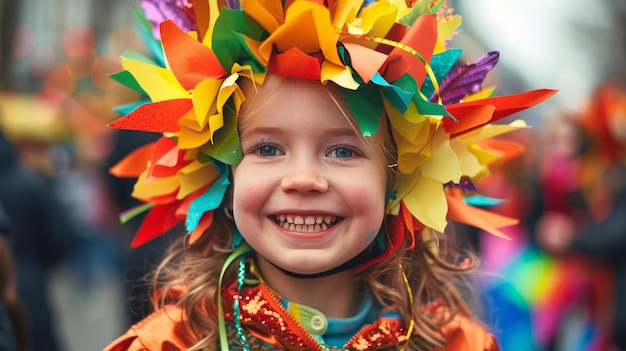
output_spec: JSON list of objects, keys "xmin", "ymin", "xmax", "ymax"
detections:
[{"xmin": 103, "ymin": 0, "xmax": 556, "ymax": 350}]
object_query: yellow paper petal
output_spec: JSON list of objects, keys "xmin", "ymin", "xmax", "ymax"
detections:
[
  {"xmin": 321, "ymin": 61, "xmax": 359, "ymax": 90},
  {"xmin": 358, "ymin": 1, "xmax": 397, "ymax": 41},
  {"xmin": 178, "ymin": 108, "xmax": 203, "ymax": 132},
  {"xmin": 179, "ymin": 123, "xmax": 211, "ymax": 149},
  {"xmin": 177, "ymin": 161, "xmax": 220, "ymax": 199},
  {"xmin": 458, "ymin": 120, "xmax": 528, "ymax": 145},
  {"xmin": 265, "ymin": 2, "xmax": 342, "ymax": 66},
  {"xmin": 331, "ymin": 0, "xmax": 362, "ymax": 30},
  {"xmin": 122, "ymin": 57, "xmax": 188, "ymax": 102},
  {"xmin": 463, "ymin": 86, "xmax": 497, "ymax": 102},
  {"xmin": 403, "ymin": 176, "xmax": 448, "ymax": 233},
  {"xmin": 434, "ymin": 15, "xmax": 461, "ymax": 53},
  {"xmin": 192, "ymin": 78, "xmax": 223, "ymax": 127},
  {"xmin": 450, "ymin": 138, "xmax": 482, "ymax": 177},
  {"xmin": 242, "ymin": 0, "xmax": 282, "ymax": 33},
  {"xmin": 395, "ymin": 133, "xmax": 432, "ymax": 174},
  {"xmin": 385, "ymin": 99, "xmax": 429, "ymax": 141},
  {"xmin": 421, "ymin": 129, "xmax": 461, "ymax": 183},
  {"xmin": 133, "ymin": 172, "xmax": 180, "ymax": 199}
]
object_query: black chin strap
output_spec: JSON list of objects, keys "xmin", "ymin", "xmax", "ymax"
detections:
[{"xmin": 269, "ymin": 244, "xmax": 384, "ymax": 279}]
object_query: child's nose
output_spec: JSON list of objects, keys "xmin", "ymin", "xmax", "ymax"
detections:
[{"xmin": 280, "ymin": 161, "xmax": 329, "ymax": 193}]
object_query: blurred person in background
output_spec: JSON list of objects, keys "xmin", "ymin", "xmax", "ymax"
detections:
[
  {"xmin": 0, "ymin": 126, "xmax": 82, "ymax": 351},
  {"xmin": 537, "ymin": 81, "xmax": 626, "ymax": 351},
  {"xmin": 0, "ymin": 202, "xmax": 29, "ymax": 351},
  {"xmin": 527, "ymin": 111, "xmax": 614, "ymax": 351}
]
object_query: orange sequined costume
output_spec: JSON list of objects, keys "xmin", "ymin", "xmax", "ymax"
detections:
[{"xmin": 104, "ymin": 280, "xmax": 500, "ymax": 351}]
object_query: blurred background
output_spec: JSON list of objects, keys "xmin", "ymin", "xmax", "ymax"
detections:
[{"xmin": 0, "ymin": 0, "xmax": 625, "ymax": 350}]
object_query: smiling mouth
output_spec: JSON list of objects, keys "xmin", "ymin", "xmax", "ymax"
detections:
[{"xmin": 274, "ymin": 215, "xmax": 338, "ymax": 232}]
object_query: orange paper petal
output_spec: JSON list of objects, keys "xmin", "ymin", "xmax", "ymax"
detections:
[
  {"xmin": 160, "ymin": 20, "xmax": 226, "ymax": 90},
  {"xmin": 109, "ymin": 141, "xmax": 157, "ymax": 177},
  {"xmin": 187, "ymin": 211, "xmax": 214, "ymax": 245},
  {"xmin": 342, "ymin": 42, "xmax": 388, "ymax": 84},
  {"xmin": 446, "ymin": 189, "xmax": 515, "ymax": 240},
  {"xmin": 479, "ymin": 139, "xmax": 526, "ymax": 164}
]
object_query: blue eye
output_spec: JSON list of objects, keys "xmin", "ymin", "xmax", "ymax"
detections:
[
  {"xmin": 256, "ymin": 144, "xmax": 281, "ymax": 157},
  {"xmin": 328, "ymin": 147, "xmax": 354, "ymax": 159}
]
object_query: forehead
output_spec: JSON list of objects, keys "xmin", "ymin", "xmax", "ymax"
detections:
[{"xmin": 238, "ymin": 75, "xmax": 359, "ymax": 134}]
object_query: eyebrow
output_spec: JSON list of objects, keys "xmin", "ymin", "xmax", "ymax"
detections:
[{"xmin": 240, "ymin": 125, "xmax": 362, "ymax": 140}]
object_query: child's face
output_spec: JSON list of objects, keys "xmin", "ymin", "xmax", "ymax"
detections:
[{"xmin": 231, "ymin": 77, "xmax": 388, "ymax": 276}]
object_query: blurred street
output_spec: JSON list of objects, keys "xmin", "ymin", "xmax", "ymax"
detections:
[{"xmin": 50, "ymin": 262, "xmax": 126, "ymax": 351}]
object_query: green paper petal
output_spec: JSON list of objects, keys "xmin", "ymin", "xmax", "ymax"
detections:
[
  {"xmin": 212, "ymin": 8, "xmax": 267, "ymax": 74},
  {"xmin": 344, "ymin": 83, "xmax": 383, "ymax": 137},
  {"xmin": 413, "ymin": 90, "xmax": 452, "ymax": 119},
  {"xmin": 132, "ymin": 7, "xmax": 165, "ymax": 65},
  {"xmin": 398, "ymin": 0, "xmax": 430, "ymax": 27},
  {"xmin": 421, "ymin": 48, "xmax": 462, "ymax": 98},
  {"xmin": 109, "ymin": 71, "xmax": 147, "ymax": 96},
  {"xmin": 119, "ymin": 203, "xmax": 154, "ymax": 224},
  {"xmin": 200, "ymin": 109, "xmax": 242, "ymax": 165},
  {"xmin": 371, "ymin": 73, "xmax": 414, "ymax": 113}
]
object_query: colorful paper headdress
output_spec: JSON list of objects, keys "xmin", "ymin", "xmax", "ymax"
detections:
[{"xmin": 108, "ymin": 0, "xmax": 556, "ymax": 261}]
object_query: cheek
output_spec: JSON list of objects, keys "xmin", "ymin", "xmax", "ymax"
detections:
[
  {"xmin": 231, "ymin": 165, "xmax": 273, "ymax": 216},
  {"xmin": 343, "ymin": 173, "xmax": 387, "ymax": 218}
]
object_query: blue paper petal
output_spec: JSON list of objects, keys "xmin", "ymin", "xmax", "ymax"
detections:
[
  {"xmin": 421, "ymin": 48, "xmax": 463, "ymax": 98},
  {"xmin": 186, "ymin": 162, "xmax": 231, "ymax": 232},
  {"xmin": 464, "ymin": 194, "xmax": 507, "ymax": 207}
]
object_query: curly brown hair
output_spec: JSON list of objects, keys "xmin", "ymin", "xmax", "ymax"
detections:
[{"xmin": 148, "ymin": 75, "xmax": 481, "ymax": 351}]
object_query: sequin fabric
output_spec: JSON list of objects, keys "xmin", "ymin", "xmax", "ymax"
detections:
[{"xmin": 222, "ymin": 282, "xmax": 408, "ymax": 351}]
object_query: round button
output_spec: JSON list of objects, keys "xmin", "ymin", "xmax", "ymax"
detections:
[{"xmin": 310, "ymin": 315, "xmax": 326, "ymax": 332}]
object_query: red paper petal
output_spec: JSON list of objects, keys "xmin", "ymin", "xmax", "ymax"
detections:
[
  {"xmin": 131, "ymin": 203, "xmax": 183, "ymax": 248},
  {"xmin": 160, "ymin": 20, "xmax": 226, "ymax": 90},
  {"xmin": 381, "ymin": 15, "xmax": 437, "ymax": 84},
  {"xmin": 443, "ymin": 104, "xmax": 496, "ymax": 136},
  {"xmin": 447, "ymin": 89, "xmax": 557, "ymax": 137},
  {"xmin": 148, "ymin": 137, "xmax": 188, "ymax": 178},
  {"xmin": 108, "ymin": 99, "xmax": 193, "ymax": 133},
  {"xmin": 144, "ymin": 192, "xmax": 179, "ymax": 205},
  {"xmin": 268, "ymin": 47, "xmax": 322, "ymax": 80}
]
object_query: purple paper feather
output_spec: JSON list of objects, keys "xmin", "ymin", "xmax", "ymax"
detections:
[
  {"xmin": 433, "ymin": 51, "xmax": 500, "ymax": 105},
  {"xmin": 141, "ymin": 0, "xmax": 198, "ymax": 39},
  {"xmin": 446, "ymin": 176, "xmax": 478, "ymax": 193}
]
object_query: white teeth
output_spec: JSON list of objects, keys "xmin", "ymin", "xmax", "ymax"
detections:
[{"xmin": 275, "ymin": 214, "xmax": 337, "ymax": 232}]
